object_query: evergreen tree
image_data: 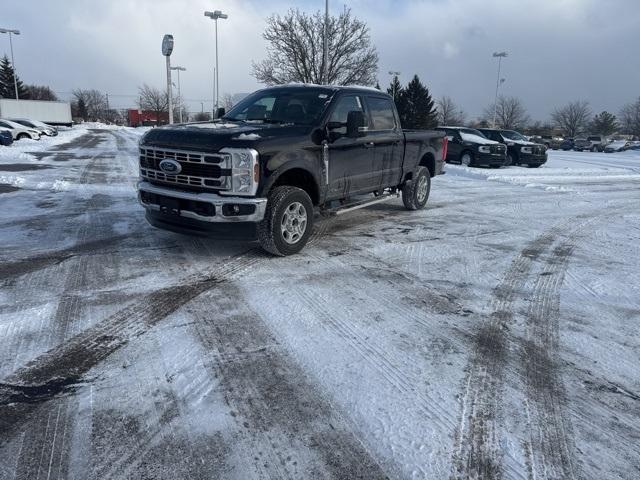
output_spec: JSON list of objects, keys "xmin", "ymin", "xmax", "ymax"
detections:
[
  {"xmin": 591, "ymin": 111, "xmax": 618, "ymax": 136},
  {"xmin": 386, "ymin": 75, "xmax": 403, "ymax": 101},
  {"xmin": 397, "ymin": 75, "xmax": 437, "ymax": 129},
  {"xmin": 375, "ymin": 81, "xmax": 381, "ymax": 90},
  {"xmin": 0, "ymin": 55, "xmax": 30, "ymax": 99}
]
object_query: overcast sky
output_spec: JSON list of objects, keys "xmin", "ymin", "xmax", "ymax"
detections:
[{"xmin": 3, "ymin": 0, "xmax": 639, "ymax": 120}]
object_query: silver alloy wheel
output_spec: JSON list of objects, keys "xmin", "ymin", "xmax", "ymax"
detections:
[
  {"xmin": 416, "ymin": 175, "xmax": 429, "ymax": 203},
  {"xmin": 461, "ymin": 153, "xmax": 472, "ymax": 166},
  {"xmin": 281, "ymin": 201, "xmax": 307, "ymax": 244}
]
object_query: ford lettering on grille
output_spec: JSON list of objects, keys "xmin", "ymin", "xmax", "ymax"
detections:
[{"xmin": 159, "ymin": 159, "xmax": 182, "ymax": 175}]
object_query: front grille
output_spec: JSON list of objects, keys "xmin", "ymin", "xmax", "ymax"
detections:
[
  {"xmin": 490, "ymin": 145, "xmax": 506, "ymax": 154},
  {"xmin": 139, "ymin": 147, "xmax": 231, "ymax": 191},
  {"xmin": 532, "ymin": 146, "xmax": 546, "ymax": 155}
]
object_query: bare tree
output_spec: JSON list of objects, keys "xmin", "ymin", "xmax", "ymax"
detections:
[
  {"xmin": 619, "ymin": 97, "xmax": 640, "ymax": 137},
  {"xmin": 26, "ymin": 85, "xmax": 58, "ymax": 101},
  {"xmin": 72, "ymin": 89, "xmax": 108, "ymax": 121},
  {"xmin": 137, "ymin": 84, "xmax": 169, "ymax": 124},
  {"xmin": 222, "ymin": 93, "xmax": 234, "ymax": 112},
  {"xmin": 437, "ymin": 96, "xmax": 466, "ymax": 126},
  {"xmin": 252, "ymin": 8, "xmax": 378, "ymax": 86},
  {"xmin": 483, "ymin": 96, "xmax": 530, "ymax": 130},
  {"xmin": 551, "ymin": 100, "xmax": 591, "ymax": 137}
]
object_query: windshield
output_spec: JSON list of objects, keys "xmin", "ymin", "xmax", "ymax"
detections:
[
  {"xmin": 500, "ymin": 130, "xmax": 527, "ymax": 141},
  {"xmin": 224, "ymin": 88, "xmax": 336, "ymax": 126},
  {"xmin": 460, "ymin": 128, "xmax": 486, "ymax": 138}
]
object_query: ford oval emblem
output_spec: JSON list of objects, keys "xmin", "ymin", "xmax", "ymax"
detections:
[{"xmin": 158, "ymin": 159, "xmax": 181, "ymax": 175}]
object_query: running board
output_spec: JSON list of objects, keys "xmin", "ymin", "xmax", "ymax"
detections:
[{"xmin": 322, "ymin": 193, "xmax": 399, "ymax": 217}]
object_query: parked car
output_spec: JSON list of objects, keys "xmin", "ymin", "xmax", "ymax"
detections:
[
  {"xmin": 627, "ymin": 141, "xmax": 640, "ymax": 151},
  {"xmin": 8, "ymin": 118, "xmax": 58, "ymax": 137},
  {"xmin": 559, "ymin": 138, "xmax": 575, "ymax": 150},
  {"xmin": 435, "ymin": 126, "xmax": 506, "ymax": 167},
  {"xmin": 586, "ymin": 135, "xmax": 608, "ymax": 152},
  {"xmin": 604, "ymin": 140, "xmax": 630, "ymax": 153},
  {"xmin": 573, "ymin": 138, "xmax": 592, "ymax": 151},
  {"xmin": 531, "ymin": 135, "xmax": 564, "ymax": 150},
  {"xmin": 137, "ymin": 84, "xmax": 447, "ymax": 255},
  {"xmin": 0, "ymin": 119, "xmax": 41, "ymax": 140},
  {"xmin": 477, "ymin": 128, "xmax": 547, "ymax": 167},
  {"xmin": 0, "ymin": 127, "xmax": 13, "ymax": 146}
]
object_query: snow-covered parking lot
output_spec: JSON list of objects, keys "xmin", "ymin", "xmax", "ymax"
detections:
[{"xmin": 1, "ymin": 128, "xmax": 639, "ymax": 479}]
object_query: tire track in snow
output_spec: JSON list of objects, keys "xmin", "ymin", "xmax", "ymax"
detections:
[
  {"xmin": 449, "ymin": 214, "xmax": 600, "ymax": 480},
  {"xmin": 520, "ymin": 242, "xmax": 579, "ymax": 480},
  {"xmin": 0, "ymin": 251, "xmax": 262, "ymax": 443},
  {"xmin": 188, "ymin": 284, "xmax": 390, "ymax": 480}
]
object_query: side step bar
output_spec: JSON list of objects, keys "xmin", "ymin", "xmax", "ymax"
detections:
[{"xmin": 321, "ymin": 193, "xmax": 399, "ymax": 217}]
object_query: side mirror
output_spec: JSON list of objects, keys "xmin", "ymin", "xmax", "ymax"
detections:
[
  {"xmin": 215, "ymin": 107, "xmax": 226, "ymax": 119},
  {"xmin": 346, "ymin": 110, "xmax": 366, "ymax": 138}
]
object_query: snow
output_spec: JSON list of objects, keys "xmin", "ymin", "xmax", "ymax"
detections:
[
  {"xmin": 0, "ymin": 133, "xmax": 639, "ymax": 480},
  {"xmin": 233, "ymin": 132, "xmax": 261, "ymax": 140},
  {"xmin": 459, "ymin": 132, "xmax": 499, "ymax": 144}
]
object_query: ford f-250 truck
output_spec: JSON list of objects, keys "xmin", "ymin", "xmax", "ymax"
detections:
[{"xmin": 138, "ymin": 85, "xmax": 447, "ymax": 255}]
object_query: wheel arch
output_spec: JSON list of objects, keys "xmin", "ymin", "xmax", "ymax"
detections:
[{"xmin": 266, "ymin": 167, "xmax": 320, "ymax": 206}]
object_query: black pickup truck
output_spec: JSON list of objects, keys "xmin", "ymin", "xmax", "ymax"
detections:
[{"xmin": 138, "ymin": 85, "xmax": 446, "ymax": 255}]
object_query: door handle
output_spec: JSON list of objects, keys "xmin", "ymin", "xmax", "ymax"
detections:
[{"xmin": 363, "ymin": 142, "xmax": 375, "ymax": 148}]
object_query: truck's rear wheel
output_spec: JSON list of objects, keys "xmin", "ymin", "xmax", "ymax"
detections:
[
  {"xmin": 257, "ymin": 186, "xmax": 314, "ymax": 256},
  {"xmin": 402, "ymin": 167, "xmax": 430, "ymax": 210}
]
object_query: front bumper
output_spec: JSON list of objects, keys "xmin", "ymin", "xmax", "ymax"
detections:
[
  {"xmin": 137, "ymin": 181, "xmax": 267, "ymax": 223},
  {"xmin": 519, "ymin": 153, "xmax": 547, "ymax": 165},
  {"xmin": 475, "ymin": 152, "xmax": 506, "ymax": 166}
]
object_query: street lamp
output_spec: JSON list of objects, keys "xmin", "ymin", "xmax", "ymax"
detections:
[
  {"xmin": 388, "ymin": 71, "xmax": 401, "ymax": 100},
  {"xmin": 204, "ymin": 10, "xmax": 228, "ymax": 118},
  {"xmin": 171, "ymin": 66, "xmax": 186, "ymax": 122},
  {"xmin": 162, "ymin": 34, "xmax": 174, "ymax": 124},
  {"xmin": 0, "ymin": 28, "xmax": 21, "ymax": 99},
  {"xmin": 492, "ymin": 51, "xmax": 508, "ymax": 128}
]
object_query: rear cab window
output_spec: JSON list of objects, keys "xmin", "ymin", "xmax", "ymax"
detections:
[{"xmin": 366, "ymin": 96, "xmax": 397, "ymax": 131}]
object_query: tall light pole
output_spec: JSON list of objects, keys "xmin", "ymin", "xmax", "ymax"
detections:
[
  {"xmin": 171, "ymin": 66, "xmax": 186, "ymax": 123},
  {"xmin": 492, "ymin": 51, "xmax": 508, "ymax": 128},
  {"xmin": 204, "ymin": 10, "xmax": 228, "ymax": 118},
  {"xmin": 162, "ymin": 34, "xmax": 174, "ymax": 124},
  {"xmin": 0, "ymin": 28, "xmax": 21, "ymax": 99},
  {"xmin": 388, "ymin": 71, "xmax": 401, "ymax": 100},
  {"xmin": 322, "ymin": 0, "xmax": 329, "ymax": 84}
]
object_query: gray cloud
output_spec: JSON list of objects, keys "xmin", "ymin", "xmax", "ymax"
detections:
[{"xmin": 3, "ymin": 0, "xmax": 639, "ymax": 121}]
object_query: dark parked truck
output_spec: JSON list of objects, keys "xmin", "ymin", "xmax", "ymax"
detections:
[
  {"xmin": 477, "ymin": 128, "xmax": 547, "ymax": 167},
  {"xmin": 137, "ymin": 85, "xmax": 447, "ymax": 255},
  {"xmin": 436, "ymin": 126, "xmax": 506, "ymax": 167}
]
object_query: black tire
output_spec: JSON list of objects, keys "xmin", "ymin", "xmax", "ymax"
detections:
[
  {"xmin": 257, "ymin": 186, "xmax": 314, "ymax": 256},
  {"xmin": 17, "ymin": 133, "xmax": 30, "ymax": 140},
  {"xmin": 459, "ymin": 151, "xmax": 473, "ymax": 166},
  {"xmin": 402, "ymin": 166, "xmax": 431, "ymax": 211},
  {"xmin": 505, "ymin": 153, "xmax": 514, "ymax": 166}
]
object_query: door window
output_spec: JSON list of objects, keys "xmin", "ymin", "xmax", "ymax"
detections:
[{"xmin": 328, "ymin": 95, "xmax": 364, "ymax": 135}]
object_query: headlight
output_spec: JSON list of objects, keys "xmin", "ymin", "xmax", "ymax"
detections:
[
  {"xmin": 521, "ymin": 146, "xmax": 533, "ymax": 154},
  {"xmin": 478, "ymin": 145, "xmax": 491, "ymax": 153},
  {"xmin": 219, "ymin": 148, "xmax": 259, "ymax": 196}
]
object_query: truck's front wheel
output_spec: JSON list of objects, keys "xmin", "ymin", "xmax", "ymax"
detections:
[
  {"xmin": 402, "ymin": 167, "xmax": 431, "ymax": 210},
  {"xmin": 258, "ymin": 186, "xmax": 314, "ymax": 256}
]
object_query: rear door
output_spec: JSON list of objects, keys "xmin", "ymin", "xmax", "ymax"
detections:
[
  {"xmin": 364, "ymin": 96, "xmax": 404, "ymax": 190},
  {"xmin": 326, "ymin": 94, "xmax": 377, "ymax": 198}
]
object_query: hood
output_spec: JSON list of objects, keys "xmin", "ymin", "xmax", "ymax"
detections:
[
  {"xmin": 459, "ymin": 132, "xmax": 501, "ymax": 145},
  {"xmin": 140, "ymin": 121, "xmax": 311, "ymax": 152}
]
